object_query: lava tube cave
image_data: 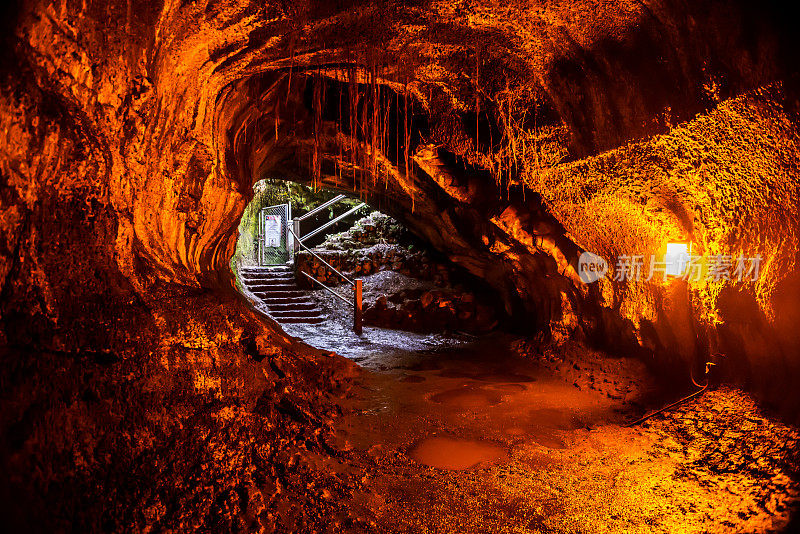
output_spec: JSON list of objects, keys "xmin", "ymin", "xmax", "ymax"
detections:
[{"xmin": 2, "ymin": 0, "xmax": 800, "ymax": 532}]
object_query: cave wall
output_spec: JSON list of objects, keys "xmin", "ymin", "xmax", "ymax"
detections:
[
  {"xmin": 0, "ymin": 1, "xmax": 361, "ymax": 529},
  {"xmin": 208, "ymin": 0, "xmax": 800, "ymax": 418},
  {"xmin": 534, "ymin": 84, "xmax": 800, "ymax": 414},
  {"xmin": 1, "ymin": 0, "xmax": 800, "ymax": 528}
]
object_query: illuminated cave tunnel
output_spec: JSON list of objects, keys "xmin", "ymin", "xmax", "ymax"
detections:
[{"xmin": 2, "ymin": 0, "xmax": 800, "ymax": 532}]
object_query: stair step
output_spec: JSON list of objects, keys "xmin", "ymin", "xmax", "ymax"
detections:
[
  {"xmin": 265, "ymin": 296, "xmax": 314, "ymax": 305},
  {"xmin": 271, "ymin": 311, "xmax": 323, "ymax": 320},
  {"xmin": 255, "ymin": 290, "xmax": 304, "ymax": 298},
  {"xmin": 254, "ymin": 290, "xmax": 305, "ymax": 299},
  {"xmin": 240, "ymin": 266, "xmax": 325, "ymax": 324},
  {"xmin": 248, "ymin": 284, "xmax": 300, "ymax": 292},
  {"xmin": 275, "ymin": 316, "xmax": 326, "ymax": 324},
  {"xmin": 239, "ymin": 265, "xmax": 292, "ymax": 274},
  {"xmin": 243, "ymin": 274, "xmax": 294, "ymax": 282},
  {"xmin": 267, "ymin": 304, "xmax": 319, "ymax": 314},
  {"xmin": 268, "ymin": 303, "xmax": 318, "ymax": 312}
]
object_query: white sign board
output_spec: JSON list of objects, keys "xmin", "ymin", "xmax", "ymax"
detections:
[{"xmin": 264, "ymin": 215, "xmax": 282, "ymax": 247}]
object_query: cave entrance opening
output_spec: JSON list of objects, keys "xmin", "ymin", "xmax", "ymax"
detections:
[
  {"xmin": 232, "ymin": 178, "xmax": 375, "ymax": 331},
  {"xmin": 232, "ymin": 178, "xmax": 371, "ymax": 270},
  {"xmin": 230, "ymin": 177, "xmax": 506, "ymax": 355}
]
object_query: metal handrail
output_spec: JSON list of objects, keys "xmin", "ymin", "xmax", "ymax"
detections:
[
  {"xmin": 287, "ymin": 226, "xmax": 363, "ymax": 334},
  {"xmin": 288, "ymin": 226, "xmax": 355, "ymax": 286},
  {"xmin": 300, "ymin": 202, "xmax": 367, "ymax": 242},
  {"xmin": 300, "ymin": 271, "xmax": 351, "ymax": 305},
  {"xmin": 293, "ymin": 194, "xmax": 347, "ymax": 222},
  {"xmin": 249, "ymin": 199, "xmax": 363, "ymax": 331}
]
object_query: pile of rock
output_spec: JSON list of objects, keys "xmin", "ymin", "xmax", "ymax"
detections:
[
  {"xmin": 510, "ymin": 339, "xmax": 653, "ymax": 402},
  {"xmin": 319, "ymin": 212, "xmax": 406, "ymax": 250},
  {"xmin": 299, "ymin": 211, "xmax": 500, "ymax": 334},
  {"xmin": 295, "ymin": 244, "xmax": 451, "ymax": 288},
  {"xmin": 363, "ymin": 288, "xmax": 497, "ymax": 334}
]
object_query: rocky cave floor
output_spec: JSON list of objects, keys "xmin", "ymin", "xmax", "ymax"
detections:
[
  {"xmin": 259, "ymin": 270, "xmax": 469, "ymax": 363},
  {"xmin": 250, "ymin": 276, "xmax": 800, "ymax": 533},
  {"xmin": 337, "ymin": 340, "xmax": 800, "ymax": 533}
]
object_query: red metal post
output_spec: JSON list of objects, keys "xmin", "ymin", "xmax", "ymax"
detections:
[{"xmin": 354, "ymin": 278, "xmax": 363, "ymax": 335}]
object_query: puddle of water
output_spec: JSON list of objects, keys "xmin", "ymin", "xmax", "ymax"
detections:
[
  {"xmin": 429, "ymin": 385, "xmax": 504, "ymax": 408},
  {"xmin": 528, "ymin": 408, "xmax": 585, "ymax": 430},
  {"xmin": 411, "ymin": 437, "xmax": 507, "ymax": 470},
  {"xmin": 337, "ymin": 332, "xmax": 623, "ymax": 473},
  {"xmin": 437, "ymin": 368, "xmax": 536, "ymax": 383},
  {"xmin": 405, "ymin": 359, "xmax": 444, "ymax": 372},
  {"xmin": 492, "ymin": 383, "xmax": 527, "ymax": 392},
  {"xmin": 400, "ymin": 374, "xmax": 426, "ymax": 383}
]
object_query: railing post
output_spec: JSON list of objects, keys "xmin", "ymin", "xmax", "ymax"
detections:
[
  {"xmin": 354, "ymin": 278, "xmax": 363, "ymax": 335},
  {"xmin": 258, "ymin": 209, "xmax": 264, "ymax": 266},
  {"xmin": 293, "ymin": 218, "xmax": 301, "ymax": 255},
  {"xmin": 285, "ymin": 202, "xmax": 292, "ymax": 262}
]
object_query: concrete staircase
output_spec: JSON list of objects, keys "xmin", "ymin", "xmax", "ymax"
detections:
[{"xmin": 240, "ymin": 265, "xmax": 325, "ymax": 324}]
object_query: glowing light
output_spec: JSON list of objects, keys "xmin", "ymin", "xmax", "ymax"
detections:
[{"xmin": 665, "ymin": 242, "xmax": 691, "ymax": 277}]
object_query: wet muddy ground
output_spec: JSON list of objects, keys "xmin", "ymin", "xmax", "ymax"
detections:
[
  {"xmin": 324, "ymin": 334, "xmax": 800, "ymax": 533},
  {"xmin": 261, "ymin": 277, "xmax": 800, "ymax": 532}
]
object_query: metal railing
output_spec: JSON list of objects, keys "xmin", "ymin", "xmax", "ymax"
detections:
[
  {"xmin": 300, "ymin": 202, "xmax": 368, "ymax": 242},
  {"xmin": 293, "ymin": 194, "xmax": 348, "ymax": 222},
  {"xmin": 291, "ymin": 196, "xmax": 369, "ymax": 251},
  {"xmin": 288, "ymin": 226, "xmax": 363, "ymax": 334}
]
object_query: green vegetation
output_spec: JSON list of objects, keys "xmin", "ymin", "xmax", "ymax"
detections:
[
  {"xmin": 230, "ymin": 179, "xmax": 362, "ymax": 277},
  {"xmin": 284, "ymin": 181, "xmax": 361, "ymax": 218}
]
